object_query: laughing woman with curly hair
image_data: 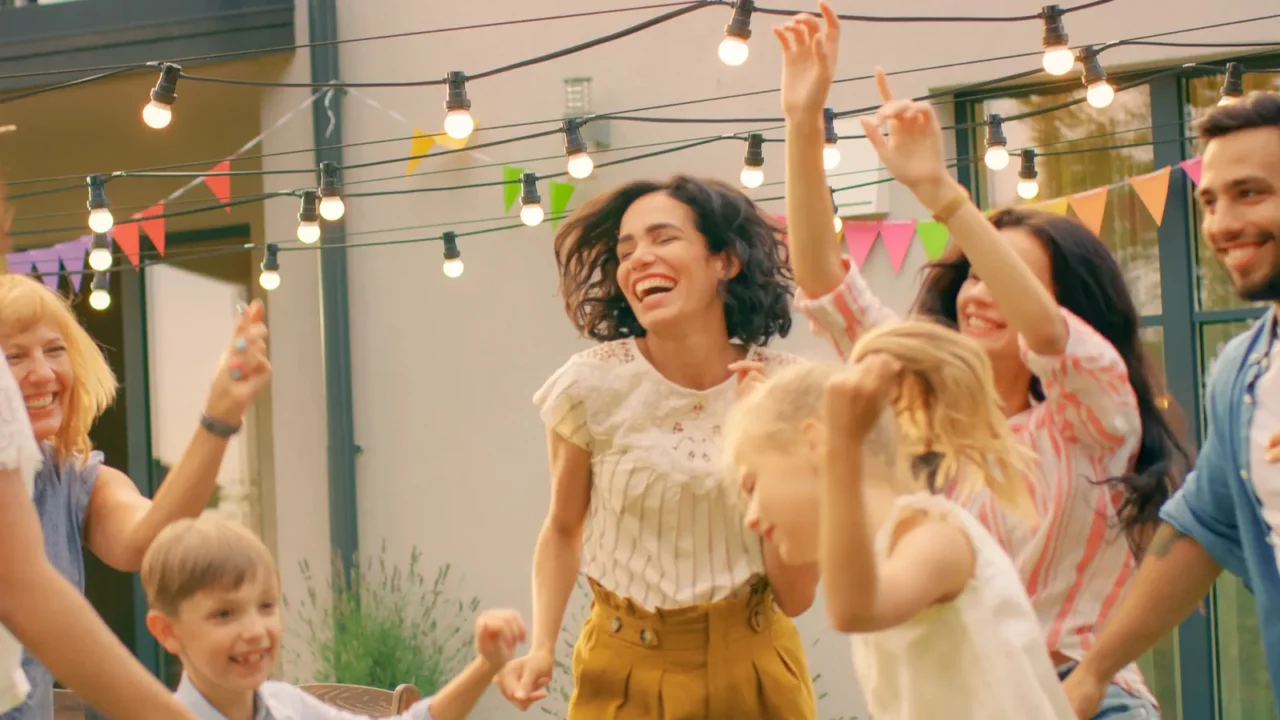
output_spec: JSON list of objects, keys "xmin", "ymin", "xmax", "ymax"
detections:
[{"xmin": 493, "ymin": 176, "xmax": 819, "ymax": 719}]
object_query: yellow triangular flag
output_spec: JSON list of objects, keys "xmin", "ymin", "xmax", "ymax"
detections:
[
  {"xmin": 434, "ymin": 120, "xmax": 478, "ymax": 151},
  {"xmin": 1128, "ymin": 166, "xmax": 1172, "ymax": 226},
  {"xmin": 1029, "ymin": 197, "xmax": 1070, "ymax": 216},
  {"xmin": 1067, "ymin": 187, "xmax": 1109, "ymax": 235},
  {"xmin": 406, "ymin": 129, "xmax": 435, "ymax": 175}
]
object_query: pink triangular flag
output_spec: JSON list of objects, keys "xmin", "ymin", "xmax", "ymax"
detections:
[
  {"xmin": 203, "ymin": 160, "xmax": 232, "ymax": 211},
  {"xmin": 1128, "ymin": 166, "xmax": 1172, "ymax": 226},
  {"xmin": 878, "ymin": 220, "xmax": 918, "ymax": 273},
  {"xmin": 54, "ymin": 236, "xmax": 91, "ymax": 292},
  {"xmin": 1067, "ymin": 187, "xmax": 1109, "ymax": 236},
  {"xmin": 136, "ymin": 202, "xmax": 166, "ymax": 255},
  {"xmin": 112, "ymin": 224, "xmax": 141, "ymax": 267},
  {"xmin": 1180, "ymin": 157, "xmax": 1203, "ymax": 186},
  {"xmin": 843, "ymin": 221, "xmax": 879, "ymax": 268},
  {"xmin": 4, "ymin": 251, "xmax": 33, "ymax": 277},
  {"xmin": 29, "ymin": 248, "xmax": 62, "ymax": 291}
]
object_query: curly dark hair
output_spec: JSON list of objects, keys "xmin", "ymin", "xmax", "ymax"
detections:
[
  {"xmin": 554, "ymin": 175, "xmax": 794, "ymax": 346},
  {"xmin": 914, "ymin": 208, "xmax": 1191, "ymax": 557}
]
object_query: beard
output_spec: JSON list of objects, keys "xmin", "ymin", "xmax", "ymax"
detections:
[{"xmin": 1238, "ymin": 272, "xmax": 1280, "ymax": 302}]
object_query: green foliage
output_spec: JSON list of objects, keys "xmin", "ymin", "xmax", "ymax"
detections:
[{"xmin": 284, "ymin": 541, "xmax": 480, "ymax": 695}]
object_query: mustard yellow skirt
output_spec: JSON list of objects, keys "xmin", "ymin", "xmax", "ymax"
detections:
[{"xmin": 567, "ymin": 578, "xmax": 817, "ymax": 720}]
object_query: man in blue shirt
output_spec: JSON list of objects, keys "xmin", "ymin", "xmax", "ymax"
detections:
[{"xmin": 1064, "ymin": 90, "xmax": 1280, "ymax": 717}]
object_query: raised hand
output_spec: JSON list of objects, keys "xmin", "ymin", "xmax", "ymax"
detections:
[
  {"xmin": 728, "ymin": 359, "xmax": 767, "ymax": 395},
  {"xmin": 774, "ymin": 1, "xmax": 841, "ymax": 119},
  {"xmin": 493, "ymin": 651, "xmax": 553, "ymax": 711},
  {"xmin": 859, "ymin": 68, "xmax": 955, "ymax": 209},
  {"xmin": 203, "ymin": 300, "xmax": 271, "ymax": 426},
  {"xmin": 474, "ymin": 609, "xmax": 527, "ymax": 670}
]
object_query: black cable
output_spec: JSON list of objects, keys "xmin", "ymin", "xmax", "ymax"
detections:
[
  {"xmin": 0, "ymin": 66, "xmax": 139, "ymax": 106},
  {"xmin": 753, "ymin": 0, "xmax": 1114, "ymax": 23}
]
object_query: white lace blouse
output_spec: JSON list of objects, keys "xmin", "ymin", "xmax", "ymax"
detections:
[
  {"xmin": 0, "ymin": 360, "xmax": 42, "ymax": 712},
  {"xmin": 534, "ymin": 338, "xmax": 802, "ymax": 609}
]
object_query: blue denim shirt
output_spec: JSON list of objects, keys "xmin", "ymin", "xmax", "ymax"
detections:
[{"xmin": 1159, "ymin": 306, "xmax": 1280, "ymax": 707}]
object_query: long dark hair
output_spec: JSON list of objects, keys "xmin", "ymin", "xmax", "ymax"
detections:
[
  {"xmin": 914, "ymin": 208, "xmax": 1190, "ymax": 555},
  {"xmin": 554, "ymin": 175, "xmax": 794, "ymax": 346}
]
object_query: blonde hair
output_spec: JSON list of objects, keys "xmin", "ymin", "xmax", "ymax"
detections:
[
  {"xmin": 141, "ymin": 515, "xmax": 278, "ymax": 616},
  {"xmin": 0, "ymin": 274, "xmax": 118, "ymax": 464},
  {"xmin": 724, "ymin": 319, "xmax": 1035, "ymax": 519}
]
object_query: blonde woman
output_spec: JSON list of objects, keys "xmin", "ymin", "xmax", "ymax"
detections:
[
  {"xmin": 723, "ymin": 321, "xmax": 1074, "ymax": 719},
  {"xmin": 0, "ymin": 272, "xmax": 270, "ymax": 719}
]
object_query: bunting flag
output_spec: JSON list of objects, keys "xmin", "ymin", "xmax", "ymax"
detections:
[
  {"xmin": 136, "ymin": 202, "xmax": 167, "ymax": 255},
  {"xmin": 1128, "ymin": 166, "xmax": 1172, "ymax": 225},
  {"xmin": 915, "ymin": 221, "xmax": 950, "ymax": 261},
  {"xmin": 1067, "ymin": 187, "xmax": 1109, "ymax": 235},
  {"xmin": 1180, "ymin": 156, "xmax": 1203, "ymax": 186},
  {"xmin": 843, "ymin": 221, "xmax": 879, "ymax": 268},
  {"xmin": 503, "ymin": 166, "xmax": 525, "ymax": 213},
  {"xmin": 406, "ymin": 129, "xmax": 436, "ymax": 175},
  {"xmin": 5, "ymin": 251, "xmax": 33, "ymax": 277},
  {"xmin": 878, "ymin": 220, "xmax": 917, "ymax": 273},
  {"xmin": 202, "ymin": 160, "xmax": 232, "ymax": 211},
  {"xmin": 549, "ymin": 181, "xmax": 575, "ymax": 228},
  {"xmin": 112, "ymin": 223, "xmax": 142, "ymax": 267},
  {"xmin": 1029, "ymin": 197, "xmax": 1070, "ymax": 216},
  {"xmin": 29, "ymin": 248, "xmax": 62, "ymax": 291},
  {"xmin": 54, "ymin": 236, "xmax": 90, "ymax": 292}
]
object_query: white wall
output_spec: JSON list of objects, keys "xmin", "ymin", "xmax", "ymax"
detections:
[{"xmin": 260, "ymin": 0, "xmax": 1280, "ymax": 714}]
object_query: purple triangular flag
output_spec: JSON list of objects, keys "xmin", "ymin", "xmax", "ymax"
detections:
[
  {"xmin": 55, "ymin": 236, "xmax": 91, "ymax": 292},
  {"xmin": 28, "ymin": 248, "xmax": 62, "ymax": 291},
  {"xmin": 4, "ymin": 251, "xmax": 33, "ymax": 276}
]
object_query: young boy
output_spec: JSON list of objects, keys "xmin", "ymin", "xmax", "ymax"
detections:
[{"xmin": 142, "ymin": 515, "xmax": 540, "ymax": 719}]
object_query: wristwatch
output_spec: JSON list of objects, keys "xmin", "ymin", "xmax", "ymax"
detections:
[{"xmin": 200, "ymin": 413, "xmax": 242, "ymax": 438}]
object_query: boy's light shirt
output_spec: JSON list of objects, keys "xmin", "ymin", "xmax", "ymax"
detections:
[
  {"xmin": 175, "ymin": 675, "xmax": 436, "ymax": 720},
  {"xmin": 0, "ymin": 361, "xmax": 42, "ymax": 712}
]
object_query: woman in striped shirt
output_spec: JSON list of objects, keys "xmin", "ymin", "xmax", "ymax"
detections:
[
  {"xmin": 494, "ymin": 175, "xmax": 820, "ymax": 719},
  {"xmin": 777, "ymin": 5, "xmax": 1186, "ymax": 718}
]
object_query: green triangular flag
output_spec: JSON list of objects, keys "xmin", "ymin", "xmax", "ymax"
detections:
[
  {"xmin": 549, "ymin": 181, "xmax": 576, "ymax": 228},
  {"xmin": 502, "ymin": 166, "xmax": 524, "ymax": 214},
  {"xmin": 916, "ymin": 221, "xmax": 951, "ymax": 261}
]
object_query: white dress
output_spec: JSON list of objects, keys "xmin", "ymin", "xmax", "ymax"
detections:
[
  {"xmin": 850, "ymin": 494, "xmax": 1075, "ymax": 720},
  {"xmin": 0, "ymin": 361, "xmax": 42, "ymax": 712}
]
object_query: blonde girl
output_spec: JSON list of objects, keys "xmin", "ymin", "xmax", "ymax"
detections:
[
  {"xmin": 724, "ymin": 320, "xmax": 1075, "ymax": 719},
  {"xmin": 0, "ymin": 273, "xmax": 270, "ymax": 719}
]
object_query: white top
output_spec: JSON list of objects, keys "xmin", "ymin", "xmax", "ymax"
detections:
[
  {"xmin": 0, "ymin": 361, "xmax": 42, "ymax": 713},
  {"xmin": 534, "ymin": 338, "xmax": 802, "ymax": 609},
  {"xmin": 850, "ymin": 494, "xmax": 1075, "ymax": 720},
  {"xmin": 176, "ymin": 675, "xmax": 436, "ymax": 719},
  {"xmin": 1248, "ymin": 326, "xmax": 1280, "ymax": 572}
]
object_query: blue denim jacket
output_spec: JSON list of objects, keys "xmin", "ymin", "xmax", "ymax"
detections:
[{"xmin": 1160, "ymin": 306, "xmax": 1280, "ymax": 707}]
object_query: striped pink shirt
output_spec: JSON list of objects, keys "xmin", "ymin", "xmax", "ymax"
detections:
[{"xmin": 798, "ymin": 261, "xmax": 1151, "ymax": 702}]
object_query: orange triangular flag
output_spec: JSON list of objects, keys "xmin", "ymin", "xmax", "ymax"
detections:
[
  {"xmin": 1028, "ymin": 197, "xmax": 1070, "ymax": 216},
  {"xmin": 1128, "ymin": 166, "xmax": 1172, "ymax": 226},
  {"xmin": 203, "ymin": 160, "xmax": 232, "ymax": 211},
  {"xmin": 1067, "ymin": 187, "xmax": 1108, "ymax": 235},
  {"xmin": 111, "ymin": 224, "xmax": 141, "ymax": 267},
  {"xmin": 136, "ymin": 202, "xmax": 166, "ymax": 256},
  {"xmin": 406, "ymin": 129, "xmax": 435, "ymax": 175}
]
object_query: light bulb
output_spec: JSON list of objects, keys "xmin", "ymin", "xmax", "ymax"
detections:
[
  {"xmin": 833, "ymin": 214, "xmax": 843, "ymax": 234},
  {"xmin": 1042, "ymin": 47, "xmax": 1075, "ymax": 76},
  {"xmin": 1017, "ymin": 179, "xmax": 1040, "ymax": 200},
  {"xmin": 88, "ymin": 247, "xmax": 112, "ymax": 272},
  {"xmin": 88, "ymin": 207, "xmax": 114, "ymax": 233},
  {"xmin": 520, "ymin": 204, "xmax": 544, "ymax": 227},
  {"xmin": 567, "ymin": 152, "xmax": 594, "ymax": 179},
  {"xmin": 823, "ymin": 144, "xmax": 841, "ymax": 170},
  {"xmin": 89, "ymin": 288, "xmax": 111, "ymax": 311},
  {"xmin": 142, "ymin": 100, "xmax": 172, "ymax": 129},
  {"xmin": 984, "ymin": 146, "xmax": 1010, "ymax": 171},
  {"xmin": 258, "ymin": 269, "xmax": 281, "ymax": 291},
  {"xmin": 318, "ymin": 196, "xmax": 345, "ymax": 221},
  {"xmin": 442, "ymin": 258, "xmax": 464, "ymax": 278},
  {"xmin": 1086, "ymin": 81, "xmax": 1114, "ymax": 109},
  {"xmin": 297, "ymin": 220, "xmax": 321, "ymax": 244},
  {"xmin": 740, "ymin": 166, "xmax": 764, "ymax": 189},
  {"xmin": 443, "ymin": 109, "xmax": 475, "ymax": 140},
  {"xmin": 718, "ymin": 36, "xmax": 749, "ymax": 66}
]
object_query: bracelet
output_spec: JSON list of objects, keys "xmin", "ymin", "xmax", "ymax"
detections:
[
  {"xmin": 200, "ymin": 413, "xmax": 242, "ymax": 438},
  {"xmin": 930, "ymin": 188, "xmax": 971, "ymax": 224}
]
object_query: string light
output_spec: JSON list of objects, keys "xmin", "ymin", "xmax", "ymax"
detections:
[
  {"xmin": 88, "ymin": 272, "xmax": 111, "ymax": 311},
  {"xmin": 1219, "ymin": 62, "xmax": 1244, "ymax": 106},
  {"xmin": 740, "ymin": 133, "xmax": 765, "ymax": 189},
  {"xmin": 519, "ymin": 172, "xmax": 544, "ymax": 227},
  {"xmin": 317, "ymin": 162, "xmax": 346, "ymax": 221},
  {"xmin": 442, "ymin": 231, "xmax": 464, "ymax": 278},
  {"xmin": 830, "ymin": 186, "xmax": 843, "ymax": 234},
  {"xmin": 259, "ymin": 243, "xmax": 281, "ymax": 290},
  {"xmin": 1080, "ymin": 46, "xmax": 1114, "ymax": 109},
  {"xmin": 822, "ymin": 108, "xmax": 841, "ymax": 170},
  {"xmin": 1040, "ymin": 5, "xmax": 1075, "ymax": 76},
  {"xmin": 719, "ymin": 0, "xmax": 753, "ymax": 67},
  {"xmin": 1016, "ymin": 148, "xmax": 1040, "ymax": 200},
  {"xmin": 88, "ymin": 232, "xmax": 112, "ymax": 272},
  {"xmin": 142, "ymin": 63, "xmax": 181, "ymax": 129},
  {"xmin": 85, "ymin": 175, "xmax": 114, "ymax": 233},
  {"xmin": 296, "ymin": 190, "xmax": 321, "ymax": 244},
  {"xmin": 984, "ymin": 115, "xmax": 1009, "ymax": 171},
  {"xmin": 443, "ymin": 71, "xmax": 476, "ymax": 140},
  {"xmin": 564, "ymin": 119, "xmax": 594, "ymax": 179}
]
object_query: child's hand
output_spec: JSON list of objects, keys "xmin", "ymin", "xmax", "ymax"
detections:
[
  {"xmin": 729, "ymin": 360, "xmax": 767, "ymax": 394},
  {"xmin": 774, "ymin": 1, "xmax": 840, "ymax": 119},
  {"xmin": 822, "ymin": 353, "xmax": 902, "ymax": 435},
  {"xmin": 474, "ymin": 609, "xmax": 526, "ymax": 670},
  {"xmin": 1267, "ymin": 431, "xmax": 1280, "ymax": 463}
]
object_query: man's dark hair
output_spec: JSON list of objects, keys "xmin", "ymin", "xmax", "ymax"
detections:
[{"xmin": 1196, "ymin": 90, "xmax": 1280, "ymax": 140}]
